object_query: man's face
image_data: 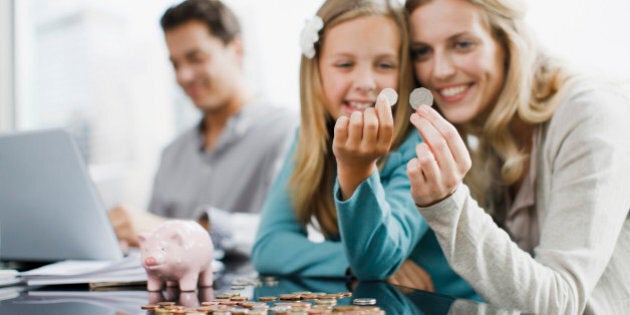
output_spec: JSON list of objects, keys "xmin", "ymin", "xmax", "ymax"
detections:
[{"xmin": 165, "ymin": 20, "xmax": 242, "ymax": 113}]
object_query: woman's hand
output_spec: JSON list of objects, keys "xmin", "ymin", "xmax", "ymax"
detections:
[
  {"xmin": 387, "ymin": 259, "xmax": 435, "ymax": 292},
  {"xmin": 333, "ymin": 95, "xmax": 394, "ymax": 200},
  {"xmin": 407, "ymin": 105, "xmax": 471, "ymax": 207}
]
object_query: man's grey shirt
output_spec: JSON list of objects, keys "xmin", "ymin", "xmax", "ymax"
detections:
[{"xmin": 148, "ymin": 101, "xmax": 296, "ymax": 227}]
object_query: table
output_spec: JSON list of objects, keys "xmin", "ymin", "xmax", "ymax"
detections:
[{"xmin": 0, "ymin": 257, "xmax": 520, "ymax": 314}]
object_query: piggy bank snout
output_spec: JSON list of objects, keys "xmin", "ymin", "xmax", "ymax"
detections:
[{"xmin": 144, "ymin": 256, "xmax": 160, "ymax": 266}]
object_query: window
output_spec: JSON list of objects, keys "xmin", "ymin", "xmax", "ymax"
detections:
[
  {"xmin": 6, "ymin": 0, "xmax": 630, "ymax": 211},
  {"xmin": 11, "ymin": 0, "xmax": 321, "ymax": 210},
  {"xmin": 0, "ymin": 0, "xmax": 14, "ymax": 131}
]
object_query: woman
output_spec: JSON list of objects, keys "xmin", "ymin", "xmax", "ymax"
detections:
[{"xmin": 405, "ymin": 0, "xmax": 630, "ymax": 313}]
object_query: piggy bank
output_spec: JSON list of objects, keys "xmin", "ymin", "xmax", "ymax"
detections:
[{"xmin": 138, "ymin": 220, "xmax": 214, "ymax": 291}]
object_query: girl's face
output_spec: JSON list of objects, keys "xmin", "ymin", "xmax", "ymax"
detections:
[
  {"xmin": 409, "ymin": 0, "xmax": 506, "ymax": 124},
  {"xmin": 319, "ymin": 15, "xmax": 400, "ymax": 119}
]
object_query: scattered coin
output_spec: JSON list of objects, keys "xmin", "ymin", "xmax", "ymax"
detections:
[
  {"xmin": 353, "ymin": 298, "xmax": 377, "ymax": 306},
  {"xmin": 140, "ymin": 304, "xmax": 159, "ymax": 310},
  {"xmin": 157, "ymin": 301, "xmax": 176, "ymax": 306}
]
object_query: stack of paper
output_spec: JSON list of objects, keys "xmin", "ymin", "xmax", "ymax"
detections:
[
  {"xmin": 0, "ymin": 269, "xmax": 20, "ymax": 287},
  {"xmin": 19, "ymin": 253, "xmax": 147, "ymax": 286}
]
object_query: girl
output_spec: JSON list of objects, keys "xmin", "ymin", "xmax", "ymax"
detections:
[
  {"xmin": 405, "ymin": 0, "xmax": 630, "ymax": 313},
  {"xmin": 251, "ymin": 0, "xmax": 478, "ymax": 300}
]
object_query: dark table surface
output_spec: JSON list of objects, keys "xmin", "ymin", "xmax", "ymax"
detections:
[{"xmin": 0, "ymin": 256, "xmax": 521, "ymax": 314}]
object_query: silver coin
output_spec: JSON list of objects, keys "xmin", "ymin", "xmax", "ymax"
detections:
[
  {"xmin": 378, "ymin": 87, "xmax": 398, "ymax": 106},
  {"xmin": 409, "ymin": 87, "xmax": 433, "ymax": 110},
  {"xmin": 353, "ymin": 298, "xmax": 377, "ymax": 305}
]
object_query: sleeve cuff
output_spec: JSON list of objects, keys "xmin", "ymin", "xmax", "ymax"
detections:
[
  {"xmin": 416, "ymin": 184, "xmax": 469, "ymax": 225},
  {"xmin": 333, "ymin": 171, "xmax": 382, "ymax": 205}
]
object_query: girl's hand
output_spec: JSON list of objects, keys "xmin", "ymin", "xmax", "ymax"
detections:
[
  {"xmin": 387, "ymin": 259, "xmax": 435, "ymax": 292},
  {"xmin": 333, "ymin": 95, "xmax": 394, "ymax": 199},
  {"xmin": 407, "ymin": 105, "xmax": 471, "ymax": 207}
]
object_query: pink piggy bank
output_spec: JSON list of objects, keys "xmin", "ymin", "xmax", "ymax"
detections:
[{"xmin": 138, "ymin": 220, "xmax": 214, "ymax": 291}]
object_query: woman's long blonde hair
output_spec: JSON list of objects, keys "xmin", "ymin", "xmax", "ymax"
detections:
[
  {"xmin": 405, "ymin": 0, "xmax": 574, "ymax": 214},
  {"xmin": 291, "ymin": 0, "xmax": 415, "ymax": 238}
]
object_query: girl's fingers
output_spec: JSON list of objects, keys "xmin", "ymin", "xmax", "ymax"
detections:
[
  {"xmin": 334, "ymin": 116, "xmax": 350, "ymax": 145},
  {"xmin": 362, "ymin": 108, "xmax": 379, "ymax": 148},
  {"xmin": 347, "ymin": 111, "xmax": 364, "ymax": 149},
  {"xmin": 375, "ymin": 95, "xmax": 394, "ymax": 145}
]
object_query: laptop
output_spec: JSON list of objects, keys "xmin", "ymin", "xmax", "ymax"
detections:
[{"xmin": 0, "ymin": 129, "xmax": 123, "ymax": 262}]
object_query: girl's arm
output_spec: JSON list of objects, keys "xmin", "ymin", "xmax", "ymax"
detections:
[
  {"xmin": 335, "ymin": 131, "xmax": 431, "ymax": 279},
  {"xmin": 251, "ymin": 137, "xmax": 349, "ymax": 277}
]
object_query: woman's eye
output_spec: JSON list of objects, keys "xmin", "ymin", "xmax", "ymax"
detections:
[
  {"xmin": 454, "ymin": 41, "xmax": 475, "ymax": 51},
  {"xmin": 410, "ymin": 46, "xmax": 430, "ymax": 61},
  {"xmin": 378, "ymin": 63, "xmax": 395, "ymax": 69}
]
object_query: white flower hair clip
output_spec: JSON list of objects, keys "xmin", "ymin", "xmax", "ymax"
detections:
[{"xmin": 300, "ymin": 16, "xmax": 324, "ymax": 59}]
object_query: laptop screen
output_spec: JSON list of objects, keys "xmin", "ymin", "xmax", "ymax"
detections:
[{"xmin": 0, "ymin": 129, "xmax": 123, "ymax": 262}]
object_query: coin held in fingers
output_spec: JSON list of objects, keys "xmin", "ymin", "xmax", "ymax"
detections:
[
  {"xmin": 378, "ymin": 87, "xmax": 398, "ymax": 107},
  {"xmin": 410, "ymin": 87, "xmax": 433, "ymax": 110}
]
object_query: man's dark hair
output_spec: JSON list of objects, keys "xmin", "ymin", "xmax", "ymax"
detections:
[{"xmin": 160, "ymin": 0, "xmax": 241, "ymax": 45}]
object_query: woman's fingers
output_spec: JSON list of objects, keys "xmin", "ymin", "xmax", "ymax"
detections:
[
  {"xmin": 408, "ymin": 105, "xmax": 471, "ymax": 206},
  {"xmin": 415, "ymin": 142, "xmax": 439, "ymax": 187},
  {"xmin": 416, "ymin": 105, "xmax": 471, "ymax": 173}
]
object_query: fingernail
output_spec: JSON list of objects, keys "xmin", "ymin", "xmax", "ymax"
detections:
[
  {"xmin": 418, "ymin": 105, "xmax": 430, "ymax": 115},
  {"xmin": 408, "ymin": 158, "xmax": 419, "ymax": 170},
  {"xmin": 410, "ymin": 113, "xmax": 420, "ymax": 123}
]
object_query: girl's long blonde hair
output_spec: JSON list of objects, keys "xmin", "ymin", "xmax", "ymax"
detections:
[
  {"xmin": 405, "ymin": 0, "xmax": 574, "ymax": 214},
  {"xmin": 291, "ymin": 0, "xmax": 415, "ymax": 238}
]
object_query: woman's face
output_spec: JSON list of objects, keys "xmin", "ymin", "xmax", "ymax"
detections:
[
  {"xmin": 319, "ymin": 15, "xmax": 400, "ymax": 119},
  {"xmin": 408, "ymin": 0, "xmax": 506, "ymax": 124}
]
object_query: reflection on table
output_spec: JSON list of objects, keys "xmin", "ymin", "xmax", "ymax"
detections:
[{"xmin": 0, "ymin": 258, "xmax": 520, "ymax": 314}]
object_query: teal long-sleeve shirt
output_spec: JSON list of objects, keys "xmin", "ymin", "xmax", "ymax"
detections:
[{"xmin": 251, "ymin": 131, "xmax": 479, "ymax": 300}]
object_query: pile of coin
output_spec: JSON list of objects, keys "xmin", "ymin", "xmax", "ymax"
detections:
[
  {"xmin": 140, "ymin": 276, "xmax": 384, "ymax": 314},
  {"xmin": 141, "ymin": 290, "xmax": 382, "ymax": 314}
]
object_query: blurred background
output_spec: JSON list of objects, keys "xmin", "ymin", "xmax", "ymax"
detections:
[{"xmin": 1, "ymin": 0, "xmax": 629, "ymax": 211}]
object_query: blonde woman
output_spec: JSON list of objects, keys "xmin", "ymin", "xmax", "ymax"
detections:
[
  {"xmin": 405, "ymin": 0, "xmax": 630, "ymax": 313},
  {"xmin": 251, "ymin": 0, "xmax": 478, "ymax": 300}
]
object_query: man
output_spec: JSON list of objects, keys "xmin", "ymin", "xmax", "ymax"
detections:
[{"xmin": 109, "ymin": 0, "xmax": 295, "ymax": 257}]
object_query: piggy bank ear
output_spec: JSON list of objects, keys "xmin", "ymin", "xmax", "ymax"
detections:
[
  {"xmin": 138, "ymin": 234, "xmax": 148, "ymax": 245},
  {"xmin": 170, "ymin": 232, "xmax": 184, "ymax": 246}
]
